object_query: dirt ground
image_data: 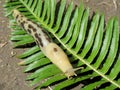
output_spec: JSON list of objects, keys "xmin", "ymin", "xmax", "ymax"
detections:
[{"xmin": 0, "ymin": 0, "xmax": 120, "ymax": 90}]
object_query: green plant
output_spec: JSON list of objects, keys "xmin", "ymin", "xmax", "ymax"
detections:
[{"xmin": 4, "ymin": 0, "xmax": 120, "ymax": 90}]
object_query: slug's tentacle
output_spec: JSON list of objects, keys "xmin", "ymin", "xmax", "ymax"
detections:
[{"xmin": 13, "ymin": 9, "xmax": 77, "ymax": 78}]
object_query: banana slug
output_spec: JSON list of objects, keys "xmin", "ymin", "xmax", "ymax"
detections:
[{"xmin": 12, "ymin": 10, "xmax": 77, "ymax": 78}]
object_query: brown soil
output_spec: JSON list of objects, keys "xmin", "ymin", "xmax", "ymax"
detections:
[{"xmin": 0, "ymin": 0, "xmax": 120, "ymax": 90}]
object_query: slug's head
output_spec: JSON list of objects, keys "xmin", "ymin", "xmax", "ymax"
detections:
[
  {"xmin": 65, "ymin": 67, "xmax": 84, "ymax": 79},
  {"xmin": 65, "ymin": 69, "xmax": 77, "ymax": 79}
]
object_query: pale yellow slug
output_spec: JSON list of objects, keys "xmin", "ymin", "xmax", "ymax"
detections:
[{"xmin": 12, "ymin": 9, "xmax": 77, "ymax": 78}]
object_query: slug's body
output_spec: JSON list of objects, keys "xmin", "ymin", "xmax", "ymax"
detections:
[{"xmin": 13, "ymin": 10, "xmax": 77, "ymax": 78}]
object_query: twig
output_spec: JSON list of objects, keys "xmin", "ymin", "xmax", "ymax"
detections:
[
  {"xmin": 113, "ymin": 0, "xmax": 117, "ymax": 10},
  {"xmin": 48, "ymin": 86, "xmax": 53, "ymax": 90},
  {"xmin": 85, "ymin": 0, "xmax": 89, "ymax": 2},
  {"xmin": 97, "ymin": 1, "xmax": 111, "ymax": 7},
  {"xmin": 11, "ymin": 51, "xmax": 17, "ymax": 57},
  {"xmin": 0, "ymin": 42, "xmax": 8, "ymax": 48}
]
